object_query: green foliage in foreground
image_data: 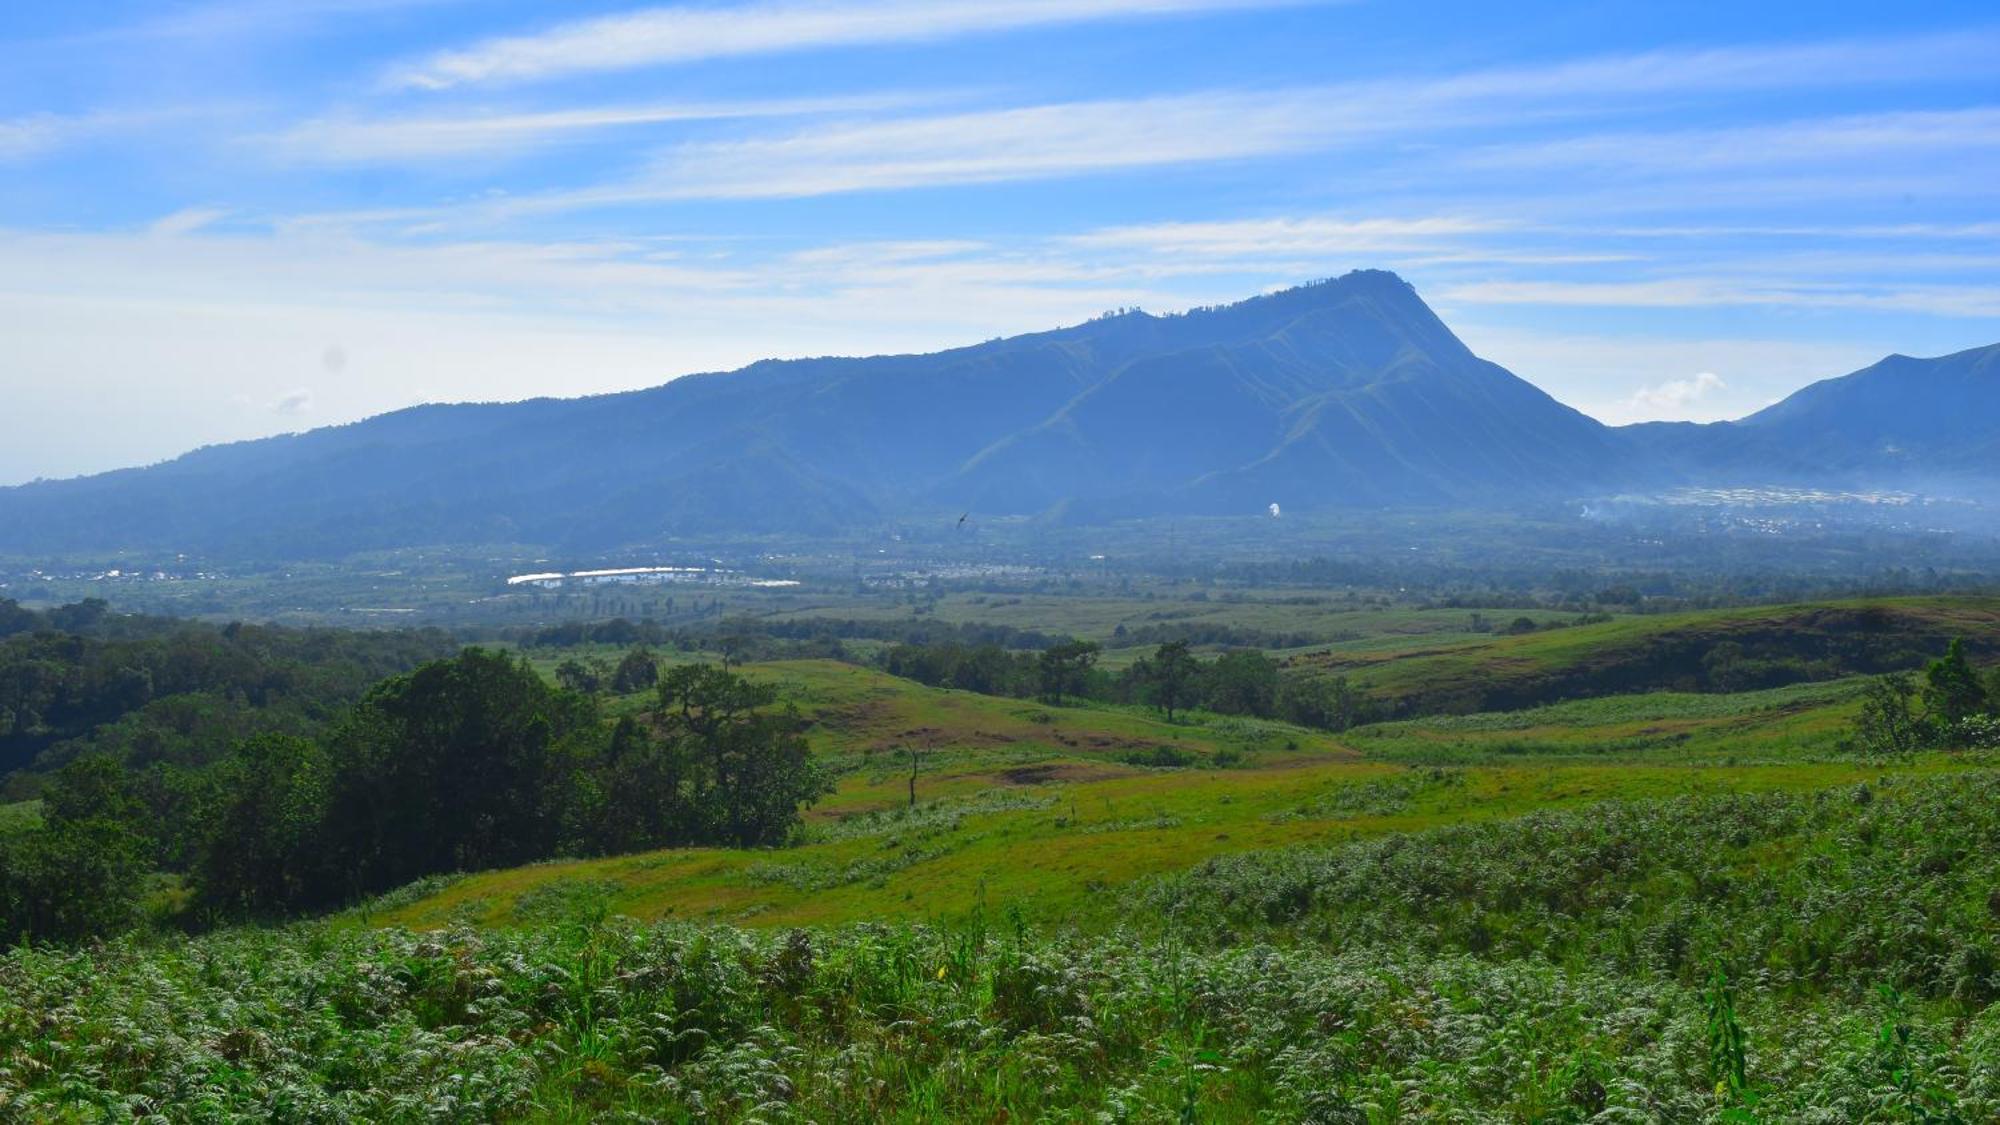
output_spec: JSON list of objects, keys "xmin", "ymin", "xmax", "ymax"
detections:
[
  {"xmin": 5, "ymin": 915, "xmax": 1998, "ymax": 1122},
  {"xmin": 1145, "ymin": 772, "xmax": 2000, "ymax": 1003},
  {"xmin": 4, "ymin": 774, "xmax": 2000, "ymax": 1120}
]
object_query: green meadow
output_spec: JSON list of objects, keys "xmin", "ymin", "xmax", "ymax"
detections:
[{"xmin": 7, "ymin": 594, "xmax": 2000, "ymax": 1120}]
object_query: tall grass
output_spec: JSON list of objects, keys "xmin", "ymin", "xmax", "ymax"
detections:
[{"xmin": 6, "ymin": 772, "xmax": 2000, "ymax": 1119}]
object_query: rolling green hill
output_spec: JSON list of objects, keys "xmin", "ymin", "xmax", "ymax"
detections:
[{"xmin": 1296, "ymin": 595, "xmax": 2000, "ymax": 714}]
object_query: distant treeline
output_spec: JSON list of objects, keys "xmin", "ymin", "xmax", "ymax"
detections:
[
  {"xmin": 879, "ymin": 638, "xmax": 1383, "ymax": 732},
  {"xmin": 0, "ymin": 598, "xmax": 453, "ymax": 786},
  {"xmin": 506, "ymin": 614, "xmax": 1068, "ymax": 653},
  {"xmin": 1209, "ymin": 558, "xmax": 2000, "ymax": 612},
  {"xmin": 0, "ymin": 649, "xmax": 829, "ymax": 946}
]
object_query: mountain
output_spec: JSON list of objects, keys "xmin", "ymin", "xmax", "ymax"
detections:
[
  {"xmin": 0, "ymin": 271, "xmax": 1991, "ymax": 558},
  {"xmin": 1622, "ymin": 343, "xmax": 2000, "ymax": 487}
]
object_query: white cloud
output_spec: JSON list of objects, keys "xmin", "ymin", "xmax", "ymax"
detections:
[
  {"xmin": 1066, "ymin": 216, "xmax": 1511, "ymax": 256},
  {"xmin": 1628, "ymin": 371, "xmax": 1727, "ymax": 413},
  {"xmin": 1440, "ymin": 278, "xmax": 2000, "ymax": 318},
  {"xmin": 456, "ymin": 28, "xmax": 2000, "ymax": 208},
  {"xmin": 1445, "ymin": 324, "xmax": 1893, "ymax": 427},
  {"xmin": 267, "ymin": 92, "xmax": 937, "ymax": 163},
  {"xmin": 1473, "ymin": 106, "xmax": 2000, "ymax": 173},
  {"xmin": 0, "ymin": 114, "xmax": 64, "ymax": 161},
  {"xmin": 622, "ymin": 91, "xmax": 1338, "ymax": 200},
  {"xmin": 149, "ymin": 208, "xmax": 230, "ymax": 237},
  {"xmin": 391, "ymin": 0, "xmax": 1319, "ymax": 89}
]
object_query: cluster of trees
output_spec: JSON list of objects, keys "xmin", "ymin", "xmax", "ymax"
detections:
[
  {"xmin": 879, "ymin": 637, "xmax": 1384, "ymax": 731},
  {"xmin": 1855, "ymin": 639, "xmax": 2000, "ymax": 756},
  {"xmin": 880, "ymin": 639, "xmax": 1107, "ymax": 704},
  {"xmin": 0, "ymin": 649, "xmax": 831, "ymax": 943},
  {"xmin": 554, "ymin": 647, "xmax": 663, "ymax": 695},
  {"xmin": 1123, "ymin": 641, "xmax": 1384, "ymax": 730},
  {"xmin": 0, "ymin": 599, "xmax": 452, "ymax": 783}
]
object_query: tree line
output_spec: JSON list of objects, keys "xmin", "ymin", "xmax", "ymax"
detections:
[
  {"xmin": 879, "ymin": 638, "xmax": 1384, "ymax": 731},
  {"xmin": 0, "ymin": 598, "xmax": 453, "ymax": 785},
  {"xmin": 1, "ymin": 648, "xmax": 830, "ymax": 945}
]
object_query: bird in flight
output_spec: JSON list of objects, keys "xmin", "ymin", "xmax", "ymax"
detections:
[{"xmin": 956, "ymin": 513, "xmax": 969, "ymax": 530}]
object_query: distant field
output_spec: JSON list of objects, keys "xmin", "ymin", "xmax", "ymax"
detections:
[
  {"xmin": 762, "ymin": 591, "xmax": 1607, "ymax": 650},
  {"xmin": 1348, "ymin": 676, "xmax": 1872, "ymax": 764},
  {"xmin": 1297, "ymin": 595, "xmax": 2000, "ymax": 713}
]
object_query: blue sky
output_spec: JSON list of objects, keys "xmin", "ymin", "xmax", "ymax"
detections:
[{"xmin": 2, "ymin": 0, "xmax": 1997, "ymax": 484}]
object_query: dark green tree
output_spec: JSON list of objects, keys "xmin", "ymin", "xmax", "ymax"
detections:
[
  {"xmin": 1856, "ymin": 673, "xmax": 1924, "ymax": 757},
  {"xmin": 1922, "ymin": 638, "xmax": 1987, "ymax": 732},
  {"xmin": 1206, "ymin": 650, "xmax": 1280, "ymax": 717},
  {"xmin": 1036, "ymin": 640, "xmax": 1101, "ymax": 705},
  {"xmin": 0, "ymin": 754, "xmax": 148, "ymax": 944},
  {"xmin": 323, "ymin": 648, "xmax": 600, "ymax": 896},
  {"xmin": 612, "ymin": 648, "xmax": 660, "ymax": 694},
  {"xmin": 1146, "ymin": 640, "xmax": 1201, "ymax": 721},
  {"xmin": 195, "ymin": 734, "xmax": 333, "ymax": 914},
  {"xmin": 555, "ymin": 657, "xmax": 602, "ymax": 694},
  {"xmin": 1277, "ymin": 674, "xmax": 1374, "ymax": 732},
  {"xmin": 652, "ymin": 663, "xmax": 831, "ymax": 846}
]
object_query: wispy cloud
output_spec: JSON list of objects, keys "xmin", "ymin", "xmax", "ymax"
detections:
[
  {"xmin": 1066, "ymin": 216, "xmax": 1510, "ymax": 256},
  {"xmin": 618, "ymin": 91, "xmax": 1338, "ymax": 200},
  {"xmin": 0, "ymin": 114, "xmax": 66, "ymax": 161},
  {"xmin": 1628, "ymin": 371, "xmax": 1727, "ymax": 413},
  {"xmin": 149, "ymin": 208, "xmax": 230, "ymax": 237},
  {"xmin": 1475, "ymin": 106, "xmax": 2000, "ymax": 173},
  {"xmin": 391, "ymin": 0, "xmax": 1319, "ymax": 89},
  {"xmin": 1442, "ymin": 277, "xmax": 2000, "ymax": 318},
  {"xmin": 463, "ymin": 28, "xmax": 2000, "ymax": 208},
  {"xmin": 267, "ymin": 92, "xmax": 938, "ymax": 163}
]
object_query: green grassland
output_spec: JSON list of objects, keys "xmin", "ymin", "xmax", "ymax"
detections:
[
  {"xmin": 370, "ymin": 649, "xmax": 1964, "ymax": 934},
  {"xmin": 380, "ymin": 598, "xmax": 2000, "ymax": 933},
  {"xmin": 762, "ymin": 589, "xmax": 1607, "ymax": 649},
  {"xmin": 13, "ymin": 769, "xmax": 2000, "ymax": 1121},
  {"xmin": 9, "ymin": 593, "xmax": 2000, "ymax": 1120},
  {"xmin": 1297, "ymin": 595, "xmax": 2000, "ymax": 711}
]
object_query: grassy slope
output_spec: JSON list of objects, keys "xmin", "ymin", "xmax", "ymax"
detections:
[
  {"xmin": 765, "ymin": 591, "xmax": 1603, "ymax": 648},
  {"xmin": 372, "ymin": 653, "xmax": 1961, "ymax": 932},
  {"xmin": 377, "ymin": 595, "xmax": 1999, "ymax": 931},
  {"xmin": 1299, "ymin": 594, "xmax": 2000, "ymax": 711}
]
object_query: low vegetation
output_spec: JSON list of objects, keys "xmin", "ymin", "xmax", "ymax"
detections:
[{"xmin": 2, "ymin": 590, "xmax": 1998, "ymax": 1119}]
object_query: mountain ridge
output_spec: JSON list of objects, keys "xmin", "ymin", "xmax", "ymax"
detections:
[{"xmin": 2, "ymin": 271, "xmax": 1992, "ymax": 557}]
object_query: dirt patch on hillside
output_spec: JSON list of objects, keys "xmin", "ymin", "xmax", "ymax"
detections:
[{"xmin": 996, "ymin": 762, "xmax": 1132, "ymax": 786}]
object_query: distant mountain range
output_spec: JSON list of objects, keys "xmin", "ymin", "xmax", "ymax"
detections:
[{"xmin": 1, "ymin": 269, "xmax": 1993, "ymax": 557}]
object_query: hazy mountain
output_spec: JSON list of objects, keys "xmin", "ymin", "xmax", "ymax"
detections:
[
  {"xmin": 1622, "ymin": 343, "xmax": 2000, "ymax": 487},
  {"xmin": 0, "ymin": 271, "xmax": 1991, "ymax": 558}
]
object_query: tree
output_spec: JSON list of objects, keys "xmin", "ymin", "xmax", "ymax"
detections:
[
  {"xmin": 584, "ymin": 716, "xmax": 694, "ymax": 855},
  {"xmin": 555, "ymin": 658, "xmax": 602, "ymax": 694},
  {"xmin": 47, "ymin": 598, "xmax": 109, "ymax": 633},
  {"xmin": 323, "ymin": 648, "xmax": 601, "ymax": 896},
  {"xmin": 1207, "ymin": 650, "xmax": 1279, "ymax": 717},
  {"xmin": 611, "ymin": 648, "xmax": 660, "ymax": 694},
  {"xmin": 1922, "ymin": 638, "xmax": 1987, "ymax": 732},
  {"xmin": 904, "ymin": 742, "xmax": 935, "ymax": 808},
  {"xmin": 1146, "ymin": 641, "xmax": 1201, "ymax": 721},
  {"xmin": 1036, "ymin": 640, "xmax": 1101, "ymax": 705},
  {"xmin": 0, "ymin": 754, "xmax": 148, "ymax": 944},
  {"xmin": 195, "ymin": 734, "xmax": 333, "ymax": 914},
  {"xmin": 1277, "ymin": 674, "xmax": 1375, "ymax": 732},
  {"xmin": 1856, "ymin": 673, "xmax": 1924, "ymax": 757},
  {"xmin": 653, "ymin": 664, "xmax": 831, "ymax": 846}
]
